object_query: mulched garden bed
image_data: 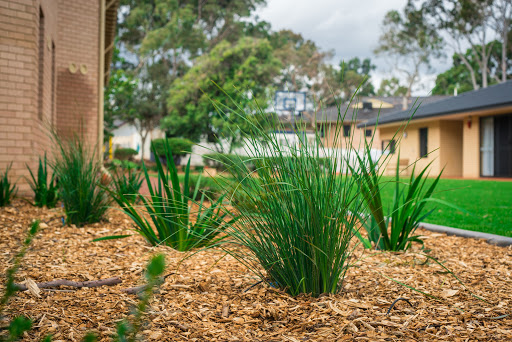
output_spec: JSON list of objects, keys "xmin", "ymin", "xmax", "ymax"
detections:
[{"xmin": 1, "ymin": 199, "xmax": 511, "ymax": 341}]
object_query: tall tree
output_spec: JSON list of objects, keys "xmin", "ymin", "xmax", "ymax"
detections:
[
  {"xmin": 491, "ymin": 0, "xmax": 512, "ymax": 82},
  {"xmin": 114, "ymin": 0, "xmax": 268, "ymax": 154},
  {"xmin": 433, "ymin": 40, "xmax": 511, "ymax": 95},
  {"xmin": 338, "ymin": 57, "xmax": 376, "ymax": 100},
  {"xmin": 269, "ymin": 30, "xmax": 332, "ymax": 92},
  {"xmin": 374, "ymin": 3, "xmax": 443, "ymax": 97},
  {"xmin": 377, "ymin": 77, "xmax": 408, "ymax": 96},
  {"xmin": 162, "ymin": 37, "xmax": 281, "ymax": 153},
  {"xmin": 420, "ymin": 0, "xmax": 497, "ymax": 89}
]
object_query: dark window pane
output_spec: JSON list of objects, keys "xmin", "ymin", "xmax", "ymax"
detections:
[
  {"xmin": 419, "ymin": 127, "xmax": 428, "ymax": 158},
  {"xmin": 365, "ymin": 129, "xmax": 372, "ymax": 137},
  {"xmin": 382, "ymin": 139, "xmax": 396, "ymax": 154},
  {"xmin": 343, "ymin": 124, "xmax": 350, "ymax": 137}
]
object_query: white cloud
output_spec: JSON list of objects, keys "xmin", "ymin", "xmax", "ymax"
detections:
[{"xmin": 255, "ymin": 0, "xmax": 448, "ymax": 95}]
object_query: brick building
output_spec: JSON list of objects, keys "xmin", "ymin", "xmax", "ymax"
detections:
[{"xmin": 0, "ymin": 0, "xmax": 119, "ymax": 193}]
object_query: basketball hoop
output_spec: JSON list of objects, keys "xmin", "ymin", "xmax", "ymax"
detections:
[{"xmin": 274, "ymin": 91, "xmax": 306, "ymax": 116}]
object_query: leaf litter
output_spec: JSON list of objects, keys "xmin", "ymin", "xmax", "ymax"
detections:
[{"xmin": 0, "ymin": 199, "xmax": 511, "ymax": 341}]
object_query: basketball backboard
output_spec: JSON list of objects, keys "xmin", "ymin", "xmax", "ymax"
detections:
[{"xmin": 274, "ymin": 91, "xmax": 306, "ymax": 115}]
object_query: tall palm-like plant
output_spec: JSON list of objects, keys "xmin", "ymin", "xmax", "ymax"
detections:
[
  {"xmin": 0, "ymin": 163, "xmax": 16, "ymax": 207},
  {"xmin": 106, "ymin": 140, "xmax": 233, "ymax": 251},
  {"xmin": 352, "ymin": 139, "xmax": 443, "ymax": 251},
  {"xmin": 26, "ymin": 154, "xmax": 59, "ymax": 208}
]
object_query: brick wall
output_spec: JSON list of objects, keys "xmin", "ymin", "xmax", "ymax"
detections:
[
  {"xmin": 0, "ymin": 0, "xmax": 58, "ymax": 194},
  {"xmin": 0, "ymin": 0, "xmax": 102, "ymax": 195},
  {"xmin": 55, "ymin": 0, "xmax": 100, "ymax": 145}
]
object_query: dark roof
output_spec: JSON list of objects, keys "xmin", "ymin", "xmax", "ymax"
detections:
[
  {"xmin": 278, "ymin": 96, "xmax": 448, "ymax": 125},
  {"xmin": 362, "ymin": 81, "xmax": 512, "ymax": 127}
]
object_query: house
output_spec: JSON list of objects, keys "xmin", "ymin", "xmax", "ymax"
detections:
[
  {"xmin": 111, "ymin": 121, "xmax": 165, "ymax": 161},
  {"xmin": 0, "ymin": 0, "xmax": 119, "ymax": 193},
  {"xmin": 362, "ymin": 81, "xmax": 512, "ymax": 178},
  {"xmin": 285, "ymin": 96, "xmax": 448, "ymax": 151}
]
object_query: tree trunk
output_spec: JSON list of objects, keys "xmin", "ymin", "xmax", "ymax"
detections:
[
  {"xmin": 481, "ymin": 43, "xmax": 488, "ymax": 88},
  {"xmin": 459, "ymin": 54, "xmax": 479, "ymax": 90},
  {"xmin": 502, "ymin": 20, "xmax": 509, "ymax": 82}
]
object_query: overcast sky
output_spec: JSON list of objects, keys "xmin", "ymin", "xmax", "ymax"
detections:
[{"xmin": 254, "ymin": 0, "xmax": 445, "ymax": 95}]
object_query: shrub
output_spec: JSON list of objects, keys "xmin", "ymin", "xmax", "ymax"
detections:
[
  {"xmin": 26, "ymin": 154, "xmax": 59, "ymax": 208},
  {"xmin": 351, "ymin": 142, "xmax": 443, "ymax": 251},
  {"xmin": 220, "ymin": 103, "xmax": 364, "ymax": 297},
  {"xmin": 202, "ymin": 153, "xmax": 255, "ymax": 172},
  {"xmin": 106, "ymin": 140, "xmax": 233, "ymax": 251},
  {"xmin": 0, "ymin": 163, "xmax": 16, "ymax": 207},
  {"xmin": 151, "ymin": 138, "xmax": 193, "ymax": 158},
  {"xmin": 109, "ymin": 159, "xmax": 140, "ymax": 170},
  {"xmin": 52, "ymin": 134, "xmax": 111, "ymax": 227},
  {"xmin": 110, "ymin": 168, "xmax": 143, "ymax": 204},
  {"xmin": 114, "ymin": 147, "xmax": 138, "ymax": 161}
]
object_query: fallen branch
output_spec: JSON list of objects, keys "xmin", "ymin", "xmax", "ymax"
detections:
[
  {"xmin": 121, "ymin": 273, "xmax": 174, "ymax": 295},
  {"xmin": 14, "ymin": 277, "xmax": 122, "ymax": 291}
]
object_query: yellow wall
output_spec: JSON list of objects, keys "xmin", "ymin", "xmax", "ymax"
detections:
[
  {"xmin": 439, "ymin": 121, "xmax": 463, "ymax": 177},
  {"xmin": 321, "ymin": 123, "xmax": 381, "ymax": 150},
  {"xmin": 462, "ymin": 117, "xmax": 480, "ymax": 178},
  {"xmin": 379, "ymin": 122, "xmax": 442, "ymax": 176}
]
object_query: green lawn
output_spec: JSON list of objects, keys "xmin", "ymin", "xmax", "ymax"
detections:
[{"xmin": 378, "ymin": 178, "xmax": 512, "ymax": 237}]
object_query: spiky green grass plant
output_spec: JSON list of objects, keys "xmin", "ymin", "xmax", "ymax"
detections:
[
  {"xmin": 351, "ymin": 139, "xmax": 443, "ymax": 251},
  {"xmin": 52, "ymin": 134, "xmax": 110, "ymax": 227},
  {"xmin": 110, "ymin": 168, "xmax": 143, "ymax": 204},
  {"xmin": 214, "ymin": 97, "xmax": 365, "ymax": 297},
  {"xmin": 26, "ymin": 154, "xmax": 59, "ymax": 208},
  {"xmin": 0, "ymin": 163, "xmax": 16, "ymax": 207},
  {"xmin": 106, "ymin": 141, "xmax": 233, "ymax": 251}
]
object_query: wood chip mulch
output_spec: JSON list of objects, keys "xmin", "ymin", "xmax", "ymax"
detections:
[{"xmin": 1, "ymin": 199, "xmax": 511, "ymax": 341}]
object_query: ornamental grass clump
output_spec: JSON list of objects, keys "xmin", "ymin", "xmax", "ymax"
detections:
[
  {"xmin": 216, "ymin": 99, "xmax": 365, "ymax": 297},
  {"xmin": 26, "ymin": 154, "xmax": 59, "ymax": 208},
  {"xmin": 0, "ymin": 163, "xmax": 16, "ymax": 207},
  {"xmin": 52, "ymin": 134, "xmax": 111, "ymax": 227},
  {"xmin": 106, "ymin": 140, "xmax": 233, "ymax": 251}
]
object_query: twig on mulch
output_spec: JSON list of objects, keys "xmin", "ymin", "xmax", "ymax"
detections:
[
  {"xmin": 14, "ymin": 277, "xmax": 122, "ymax": 291},
  {"xmin": 121, "ymin": 273, "xmax": 174, "ymax": 295}
]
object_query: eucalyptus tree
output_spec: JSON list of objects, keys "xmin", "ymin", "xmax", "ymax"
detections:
[{"xmin": 374, "ymin": 3, "xmax": 443, "ymax": 97}]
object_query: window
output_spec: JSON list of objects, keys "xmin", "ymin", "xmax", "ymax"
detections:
[
  {"xmin": 343, "ymin": 124, "xmax": 351, "ymax": 137},
  {"xmin": 38, "ymin": 7, "xmax": 45, "ymax": 120},
  {"xmin": 318, "ymin": 124, "xmax": 325, "ymax": 138},
  {"xmin": 365, "ymin": 129, "xmax": 372, "ymax": 137},
  {"xmin": 419, "ymin": 127, "xmax": 428, "ymax": 158},
  {"xmin": 382, "ymin": 139, "xmax": 396, "ymax": 154}
]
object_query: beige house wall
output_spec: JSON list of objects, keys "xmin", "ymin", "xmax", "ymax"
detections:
[
  {"xmin": 321, "ymin": 122, "xmax": 381, "ymax": 150},
  {"xmin": 379, "ymin": 121, "xmax": 442, "ymax": 177},
  {"xmin": 462, "ymin": 116, "xmax": 480, "ymax": 178},
  {"xmin": 439, "ymin": 120, "xmax": 463, "ymax": 177}
]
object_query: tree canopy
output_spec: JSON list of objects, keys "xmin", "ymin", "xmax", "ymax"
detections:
[{"xmin": 162, "ymin": 37, "xmax": 281, "ymax": 152}]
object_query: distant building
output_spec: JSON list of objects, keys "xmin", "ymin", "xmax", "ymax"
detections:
[
  {"xmin": 0, "ymin": 0, "xmax": 119, "ymax": 192},
  {"xmin": 280, "ymin": 96, "xmax": 449, "ymax": 151},
  {"xmin": 363, "ymin": 81, "xmax": 512, "ymax": 178}
]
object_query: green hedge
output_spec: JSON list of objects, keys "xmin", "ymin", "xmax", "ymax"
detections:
[
  {"xmin": 114, "ymin": 148, "xmax": 138, "ymax": 160},
  {"xmin": 151, "ymin": 138, "xmax": 194, "ymax": 158}
]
